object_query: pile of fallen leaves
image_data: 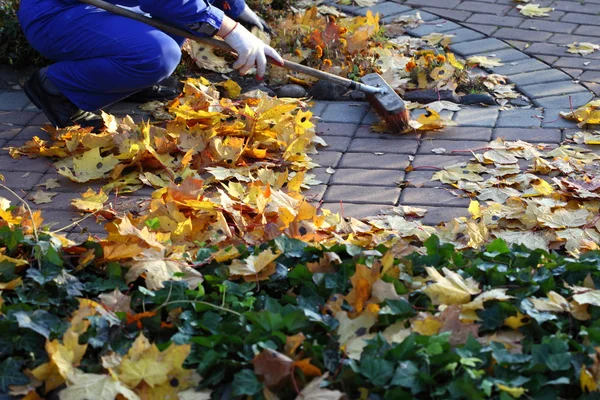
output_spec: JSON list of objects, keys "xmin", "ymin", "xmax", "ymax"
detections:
[{"xmin": 3, "ymin": 76, "xmax": 600, "ymax": 398}]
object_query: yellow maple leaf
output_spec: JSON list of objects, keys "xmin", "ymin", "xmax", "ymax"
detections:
[
  {"xmin": 496, "ymin": 383, "xmax": 527, "ymax": 398},
  {"xmin": 71, "ymin": 188, "xmax": 108, "ymax": 212},
  {"xmin": 59, "ymin": 371, "xmax": 140, "ymax": 400},
  {"xmin": 518, "ymin": 3, "xmax": 553, "ymax": 17},
  {"xmin": 57, "ymin": 147, "xmax": 120, "ymax": 183},
  {"xmin": 228, "ymin": 248, "xmax": 281, "ymax": 277},
  {"xmin": 422, "ymin": 267, "xmax": 481, "ymax": 305},
  {"xmin": 222, "ymin": 80, "xmax": 242, "ymax": 99}
]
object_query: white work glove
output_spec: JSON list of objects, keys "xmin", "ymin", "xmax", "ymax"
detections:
[
  {"xmin": 223, "ymin": 23, "xmax": 284, "ymax": 78},
  {"xmin": 237, "ymin": 4, "xmax": 271, "ymax": 33}
]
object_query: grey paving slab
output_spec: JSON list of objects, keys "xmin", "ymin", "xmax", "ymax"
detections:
[
  {"xmin": 464, "ymin": 14, "xmax": 523, "ymax": 27},
  {"xmin": 311, "ymin": 151, "xmax": 343, "ymax": 169},
  {"xmin": 10, "ymin": 125, "xmax": 51, "ymax": 142},
  {"xmin": 421, "ymin": 206, "xmax": 470, "ymax": 226},
  {"xmin": 492, "ymin": 128, "xmax": 562, "ymax": 143},
  {"xmin": 316, "ymin": 122, "xmax": 358, "ymax": 137},
  {"xmin": 525, "ymin": 42, "xmax": 566, "ymax": 57},
  {"xmin": 347, "ymin": 137, "xmax": 418, "ymax": 154},
  {"xmin": 0, "ymin": 111, "xmax": 38, "ymax": 126},
  {"xmin": 453, "ymin": 107, "xmax": 499, "ymax": 127},
  {"xmin": 446, "ymin": 28, "xmax": 485, "ymax": 43},
  {"xmin": 0, "ymin": 171, "xmax": 44, "ymax": 190},
  {"xmin": 554, "ymin": 57, "xmax": 600, "ymax": 71},
  {"xmin": 318, "ymin": 135, "xmax": 352, "ymax": 152},
  {"xmin": 323, "ymin": 184, "xmax": 401, "ymax": 205},
  {"xmin": 41, "ymin": 210, "xmax": 109, "ymax": 233},
  {"xmin": 489, "ymin": 58, "xmax": 549, "ymax": 76},
  {"xmin": 580, "ymin": 71, "xmax": 600, "ymax": 82},
  {"xmin": 320, "ymin": 103, "xmax": 369, "ymax": 124},
  {"xmin": 403, "ymin": 170, "xmax": 440, "ymax": 188},
  {"xmin": 0, "ymin": 126, "xmax": 21, "ymax": 141},
  {"xmin": 508, "ymin": 69, "xmax": 573, "ymax": 87},
  {"xmin": 354, "ymin": 124, "xmax": 419, "ymax": 140},
  {"xmin": 382, "ymin": 9, "xmax": 438, "ymax": 24},
  {"xmin": 304, "ymin": 184, "xmax": 327, "ymax": 203},
  {"xmin": 29, "ymin": 113, "xmax": 50, "ymax": 126},
  {"xmin": 518, "ymin": 19, "xmax": 577, "ymax": 34},
  {"xmin": 462, "ymin": 23, "xmax": 498, "ymax": 36},
  {"xmin": 0, "ymin": 153, "xmax": 51, "ymax": 173},
  {"xmin": 35, "ymin": 172, "xmax": 105, "ymax": 193},
  {"xmin": 541, "ymin": 108, "xmax": 579, "ymax": 129},
  {"xmin": 532, "ymin": 91, "xmax": 594, "ymax": 109},
  {"xmin": 411, "ymin": 154, "xmax": 474, "ymax": 169},
  {"xmin": 355, "ymin": 1, "xmax": 411, "ymax": 16},
  {"xmin": 310, "ymin": 102, "xmax": 328, "ymax": 117},
  {"xmin": 329, "ymin": 168, "xmax": 405, "ymax": 187},
  {"xmin": 400, "ymin": 187, "xmax": 470, "ymax": 207},
  {"xmin": 338, "ymin": 152, "xmax": 411, "ymax": 169},
  {"xmin": 561, "ymin": 13, "xmax": 600, "ymax": 26},
  {"xmin": 495, "ymin": 109, "xmax": 543, "ymax": 128},
  {"xmin": 478, "ymin": 48, "xmax": 530, "ymax": 63},
  {"xmin": 519, "ymin": 81, "xmax": 588, "ymax": 99},
  {"xmin": 0, "ymin": 91, "xmax": 30, "ymax": 111},
  {"xmin": 406, "ymin": 19, "xmax": 461, "ymax": 36},
  {"xmin": 454, "ymin": 1, "xmax": 511, "ymax": 14},
  {"xmin": 319, "ymin": 202, "xmax": 391, "ymax": 219},
  {"xmin": 422, "ymin": 127, "xmax": 492, "ymax": 141},
  {"xmin": 418, "ymin": 139, "xmax": 490, "ymax": 155},
  {"xmin": 574, "ymin": 25, "xmax": 600, "ymax": 37},
  {"xmin": 420, "ymin": 7, "xmax": 473, "ymax": 22},
  {"xmin": 450, "ymin": 38, "xmax": 509, "ymax": 56},
  {"xmin": 493, "ymin": 28, "xmax": 553, "ymax": 42},
  {"xmin": 312, "ymin": 167, "xmax": 332, "ymax": 185},
  {"xmin": 25, "ymin": 192, "xmax": 82, "ymax": 211}
]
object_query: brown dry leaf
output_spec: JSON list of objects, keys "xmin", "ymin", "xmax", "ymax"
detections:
[
  {"xmin": 252, "ymin": 349, "xmax": 294, "ymax": 389},
  {"xmin": 29, "ymin": 190, "xmax": 58, "ymax": 205},
  {"xmin": 37, "ymin": 178, "xmax": 61, "ymax": 190},
  {"xmin": 295, "ymin": 374, "xmax": 343, "ymax": 400}
]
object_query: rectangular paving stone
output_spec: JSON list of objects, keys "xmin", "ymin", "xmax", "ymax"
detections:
[
  {"xmin": 561, "ymin": 13, "xmax": 600, "ymax": 26},
  {"xmin": 423, "ymin": 127, "xmax": 492, "ymax": 141},
  {"xmin": 465, "ymin": 13, "xmax": 523, "ymax": 27},
  {"xmin": 310, "ymin": 102, "xmax": 328, "ymax": 116},
  {"xmin": 67, "ymin": 232, "xmax": 106, "ymax": 243},
  {"xmin": 362, "ymin": 110, "xmax": 381, "ymax": 125},
  {"xmin": 478, "ymin": 48, "xmax": 530, "ymax": 63},
  {"xmin": 445, "ymin": 27, "xmax": 485, "ymax": 43},
  {"xmin": 382, "ymin": 9, "xmax": 438, "ymax": 24},
  {"xmin": 1, "ymin": 171, "xmax": 44, "ymax": 190},
  {"xmin": 0, "ymin": 111, "xmax": 37, "ymax": 126},
  {"xmin": 354, "ymin": 124, "xmax": 419, "ymax": 140},
  {"xmin": 311, "ymin": 151, "xmax": 343, "ymax": 168},
  {"xmin": 304, "ymin": 185, "xmax": 327, "ymax": 203},
  {"xmin": 317, "ymin": 135, "xmax": 352, "ymax": 152},
  {"xmin": 574, "ymin": 25, "xmax": 600, "ymax": 37},
  {"xmin": 496, "ymin": 109, "xmax": 543, "ymax": 128},
  {"xmin": 506, "ymin": 40, "xmax": 529, "ymax": 51},
  {"xmin": 356, "ymin": 1, "xmax": 411, "ymax": 16},
  {"xmin": 411, "ymin": 154, "xmax": 474, "ymax": 169},
  {"xmin": 316, "ymin": 122, "xmax": 358, "ymax": 137},
  {"xmin": 455, "ymin": 1, "xmax": 510, "ymax": 14},
  {"xmin": 320, "ymin": 103, "xmax": 369, "ymax": 124},
  {"xmin": 580, "ymin": 71, "xmax": 600, "ymax": 82},
  {"xmin": 29, "ymin": 113, "xmax": 50, "ymax": 125},
  {"xmin": 400, "ymin": 187, "xmax": 470, "ymax": 207},
  {"xmin": 494, "ymin": 27, "xmax": 553, "ymax": 42},
  {"xmin": 420, "ymin": 7, "xmax": 472, "ymax": 22},
  {"xmin": 0, "ymin": 91, "xmax": 30, "ymax": 111},
  {"xmin": 533, "ymin": 92, "xmax": 594, "ymax": 108},
  {"xmin": 418, "ymin": 139, "xmax": 490, "ymax": 155},
  {"xmin": 42, "ymin": 210, "xmax": 109, "ymax": 233},
  {"xmin": 524, "ymin": 42, "xmax": 566, "ymax": 57},
  {"xmin": 319, "ymin": 202, "xmax": 390, "ymax": 219},
  {"xmin": 404, "ymin": 170, "xmax": 440, "ymax": 188},
  {"xmin": 347, "ymin": 137, "xmax": 418, "ymax": 154},
  {"xmin": 549, "ymin": 33, "xmax": 600, "ymax": 45},
  {"xmin": 35, "ymin": 173, "xmax": 104, "ymax": 193},
  {"xmin": 541, "ymin": 108, "xmax": 579, "ymax": 128},
  {"xmin": 537, "ymin": 55, "xmax": 558, "ymax": 65},
  {"xmin": 489, "ymin": 58, "xmax": 548, "ymax": 75},
  {"xmin": 492, "ymin": 127, "xmax": 561, "ymax": 143},
  {"xmin": 406, "ymin": 19, "xmax": 461, "ymax": 36},
  {"xmin": 462, "ymin": 23, "xmax": 498, "ymax": 36},
  {"xmin": 338, "ymin": 152, "xmax": 411, "ymax": 169},
  {"xmin": 0, "ymin": 126, "xmax": 20, "ymax": 141},
  {"xmin": 453, "ymin": 107, "xmax": 499, "ymax": 127},
  {"xmin": 323, "ymin": 185, "xmax": 401, "ymax": 205},
  {"xmin": 508, "ymin": 69, "xmax": 572, "ymax": 86},
  {"xmin": 421, "ymin": 206, "xmax": 470, "ymax": 226},
  {"xmin": 554, "ymin": 57, "xmax": 600, "ymax": 70},
  {"xmin": 450, "ymin": 38, "xmax": 509, "ymax": 56},
  {"xmin": 312, "ymin": 167, "xmax": 332, "ymax": 185},
  {"xmin": 518, "ymin": 19, "xmax": 577, "ymax": 34},
  {"xmin": 329, "ymin": 168, "xmax": 405, "ymax": 187},
  {"xmin": 10, "ymin": 125, "xmax": 51, "ymax": 142},
  {"xmin": 519, "ymin": 81, "xmax": 587, "ymax": 99},
  {"xmin": 553, "ymin": 1, "xmax": 600, "ymax": 14},
  {"xmin": 405, "ymin": 0, "xmax": 461, "ymax": 8},
  {"xmin": 0, "ymin": 153, "xmax": 51, "ymax": 173}
]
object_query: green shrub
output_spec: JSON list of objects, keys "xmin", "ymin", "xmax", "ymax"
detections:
[{"xmin": 0, "ymin": 0, "xmax": 48, "ymax": 68}]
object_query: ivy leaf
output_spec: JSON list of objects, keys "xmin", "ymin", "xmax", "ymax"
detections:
[
  {"xmin": 0, "ymin": 358, "xmax": 29, "ymax": 392},
  {"xmin": 359, "ymin": 356, "xmax": 395, "ymax": 387},
  {"xmin": 14, "ymin": 310, "xmax": 66, "ymax": 339},
  {"xmin": 231, "ymin": 370, "xmax": 263, "ymax": 397}
]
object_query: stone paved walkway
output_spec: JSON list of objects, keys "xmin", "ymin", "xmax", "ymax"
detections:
[{"xmin": 1, "ymin": 0, "xmax": 599, "ymax": 239}]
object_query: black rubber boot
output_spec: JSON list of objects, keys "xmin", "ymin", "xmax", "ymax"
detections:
[
  {"xmin": 24, "ymin": 70, "xmax": 104, "ymax": 130},
  {"xmin": 125, "ymin": 76, "xmax": 183, "ymax": 103}
]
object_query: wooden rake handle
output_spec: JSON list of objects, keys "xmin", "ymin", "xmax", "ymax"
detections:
[{"xmin": 78, "ymin": 0, "xmax": 383, "ymax": 95}]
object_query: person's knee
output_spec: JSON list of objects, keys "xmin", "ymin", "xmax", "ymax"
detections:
[{"xmin": 139, "ymin": 35, "xmax": 182, "ymax": 82}]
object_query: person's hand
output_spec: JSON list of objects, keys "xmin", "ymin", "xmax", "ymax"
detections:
[
  {"xmin": 223, "ymin": 23, "xmax": 284, "ymax": 78},
  {"xmin": 237, "ymin": 4, "xmax": 273, "ymax": 34}
]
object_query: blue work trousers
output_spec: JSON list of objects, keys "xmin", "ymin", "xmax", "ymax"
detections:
[{"xmin": 17, "ymin": 0, "xmax": 244, "ymax": 111}]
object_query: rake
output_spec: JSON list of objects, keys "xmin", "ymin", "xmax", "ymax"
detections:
[{"xmin": 78, "ymin": 0, "xmax": 410, "ymax": 132}]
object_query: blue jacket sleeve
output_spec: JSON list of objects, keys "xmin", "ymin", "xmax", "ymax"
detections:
[
  {"xmin": 210, "ymin": 0, "xmax": 246, "ymax": 19},
  {"xmin": 139, "ymin": 0, "xmax": 224, "ymax": 36}
]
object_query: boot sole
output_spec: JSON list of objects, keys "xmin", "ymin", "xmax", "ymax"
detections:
[{"xmin": 24, "ymin": 74, "xmax": 64, "ymax": 128}]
